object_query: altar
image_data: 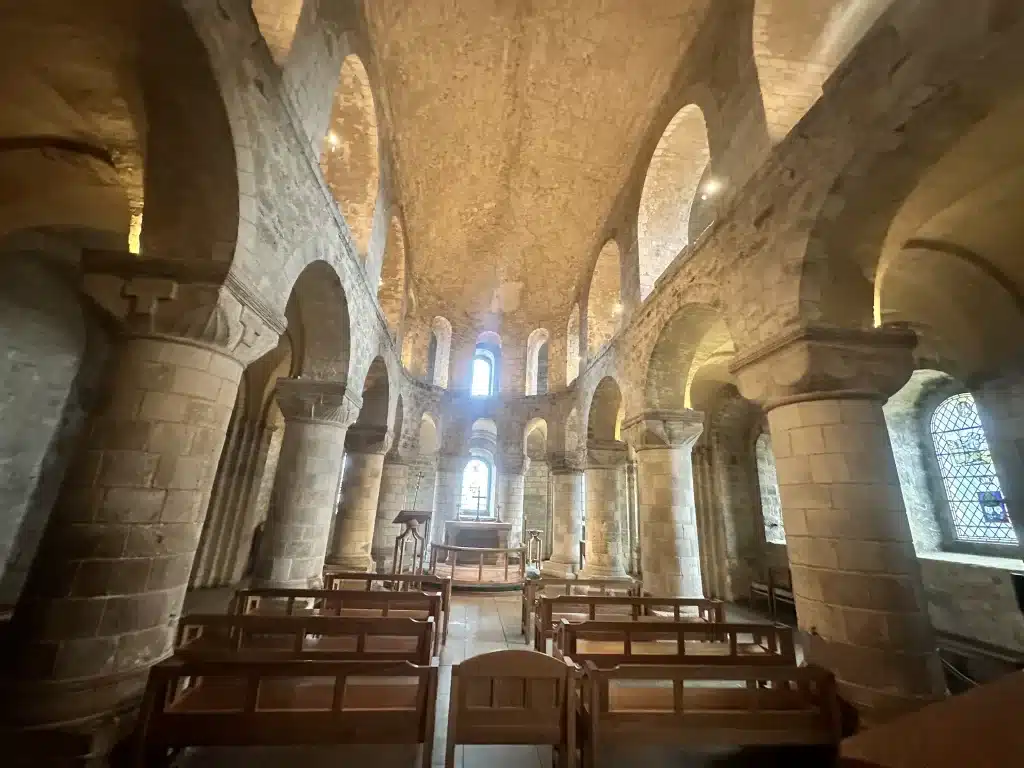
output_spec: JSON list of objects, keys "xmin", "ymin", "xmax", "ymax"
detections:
[{"xmin": 444, "ymin": 519, "xmax": 512, "ymax": 549}]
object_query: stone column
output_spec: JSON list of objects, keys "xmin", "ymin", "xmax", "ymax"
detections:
[
  {"xmin": 579, "ymin": 440, "xmax": 629, "ymax": 579},
  {"xmin": 371, "ymin": 455, "xmax": 410, "ymax": 570},
  {"xmin": 733, "ymin": 325, "xmax": 945, "ymax": 724},
  {"xmin": 497, "ymin": 452, "xmax": 529, "ymax": 547},
  {"xmin": 431, "ymin": 454, "xmax": 463, "ymax": 547},
  {"xmin": 628, "ymin": 410, "xmax": 705, "ymax": 598},
  {"xmin": 625, "ymin": 460, "xmax": 641, "ymax": 575},
  {"xmin": 0, "ymin": 268, "xmax": 280, "ymax": 751},
  {"xmin": 327, "ymin": 425, "xmax": 391, "ymax": 571},
  {"xmin": 971, "ymin": 372, "xmax": 1024, "ymax": 553},
  {"xmin": 542, "ymin": 452, "xmax": 585, "ymax": 576},
  {"xmin": 252, "ymin": 379, "xmax": 358, "ymax": 588}
]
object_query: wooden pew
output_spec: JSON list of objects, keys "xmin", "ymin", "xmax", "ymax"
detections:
[
  {"xmin": 555, "ymin": 620, "xmax": 795, "ymax": 668},
  {"xmin": 520, "ymin": 577, "xmax": 641, "ymax": 636},
  {"xmin": 749, "ymin": 567, "xmax": 794, "ymax": 621},
  {"xmin": 175, "ymin": 613, "xmax": 435, "ymax": 664},
  {"xmin": 134, "ymin": 657, "xmax": 438, "ymax": 767},
  {"xmin": 323, "ymin": 569, "xmax": 453, "ymax": 645},
  {"xmin": 445, "ymin": 649, "xmax": 580, "ymax": 768},
  {"xmin": 232, "ymin": 588, "xmax": 445, "ymax": 654},
  {"xmin": 533, "ymin": 594, "xmax": 725, "ymax": 652},
  {"xmin": 578, "ymin": 662, "xmax": 842, "ymax": 768}
]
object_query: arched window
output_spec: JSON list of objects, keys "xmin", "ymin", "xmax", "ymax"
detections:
[
  {"xmin": 755, "ymin": 432, "xmax": 785, "ymax": 544},
  {"xmin": 460, "ymin": 458, "xmax": 493, "ymax": 520},
  {"xmin": 536, "ymin": 342, "xmax": 549, "ymax": 395},
  {"xmin": 429, "ymin": 316, "xmax": 452, "ymax": 387},
  {"xmin": 426, "ymin": 333, "xmax": 438, "ymax": 383},
  {"xmin": 525, "ymin": 328, "xmax": 550, "ymax": 396},
  {"xmin": 930, "ymin": 393, "xmax": 1017, "ymax": 545},
  {"xmin": 471, "ymin": 350, "xmax": 495, "ymax": 397}
]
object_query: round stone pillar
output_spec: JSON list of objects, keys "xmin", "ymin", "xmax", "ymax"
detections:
[
  {"xmin": 431, "ymin": 454, "xmax": 463, "ymax": 547},
  {"xmin": 734, "ymin": 325, "xmax": 945, "ymax": 724},
  {"xmin": 971, "ymin": 372, "xmax": 1024, "ymax": 553},
  {"xmin": 327, "ymin": 425, "xmax": 391, "ymax": 571},
  {"xmin": 497, "ymin": 452, "xmax": 529, "ymax": 548},
  {"xmin": 252, "ymin": 379, "xmax": 357, "ymax": 588},
  {"xmin": 628, "ymin": 410, "xmax": 705, "ymax": 598},
  {"xmin": 0, "ymin": 313, "xmax": 262, "ymax": 741},
  {"xmin": 371, "ymin": 456, "xmax": 410, "ymax": 570},
  {"xmin": 579, "ymin": 440, "xmax": 629, "ymax": 579},
  {"xmin": 541, "ymin": 452, "xmax": 585, "ymax": 576}
]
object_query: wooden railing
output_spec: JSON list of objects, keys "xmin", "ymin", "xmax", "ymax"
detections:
[{"xmin": 427, "ymin": 544, "xmax": 526, "ymax": 587}]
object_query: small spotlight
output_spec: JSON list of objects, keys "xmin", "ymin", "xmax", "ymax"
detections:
[
  {"xmin": 612, "ymin": 302, "xmax": 623, "ymax": 315},
  {"xmin": 327, "ymin": 131, "xmax": 340, "ymax": 148},
  {"xmin": 702, "ymin": 178, "xmax": 722, "ymax": 197}
]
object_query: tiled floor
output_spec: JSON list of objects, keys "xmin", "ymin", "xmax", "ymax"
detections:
[{"xmin": 173, "ymin": 592, "xmax": 815, "ymax": 768}]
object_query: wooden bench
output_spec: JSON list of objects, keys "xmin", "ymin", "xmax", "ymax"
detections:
[
  {"xmin": 445, "ymin": 649, "xmax": 580, "ymax": 768},
  {"xmin": 555, "ymin": 620, "xmax": 795, "ymax": 668},
  {"xmin": 427, "ymin": 543, "xmax": 526, "ymax": 588},
  {"xmin": 232, "ymin": 588, "xmax": 445, "ymax": 654},
  {"xmin": 134, "ymin": 657, "xmax": 438, "ymax": 767},
  {"xmin": 175, "ymin": 613, "xmax": 435, "ymax": 664},
  {"xmin": 521, "ymin": 577, "xmax": 641, "ymax": 636},
  {"xmin": 578, "ymin": 663, "xmax": 841, "ymax": 767},
  {"xmin": 750, "ymin": 567, "xmax": 794, "ymax": 621},
  {"xmin": 323, "ymin": 569, "xmax": 452, "ymax": 646},
  {"xmin": 533, "ymin": 595, "xmax": 725, "ymax": 652}
]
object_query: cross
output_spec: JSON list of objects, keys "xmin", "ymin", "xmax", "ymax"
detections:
[{"xmin": 471, "ymin": 489, "xmax": 487, "ymax": 520}]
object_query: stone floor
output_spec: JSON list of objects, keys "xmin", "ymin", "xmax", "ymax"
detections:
[{"xmin": 173, "ymin": 591, "xmax": 821, "ymax": 768}]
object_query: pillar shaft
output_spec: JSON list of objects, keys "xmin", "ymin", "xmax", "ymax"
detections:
[
  {"xmin": 497, "ymin": 453, "xmax": 528, "ymax": 548},
  {"xmin": 0, "ymin": 334, "xmax": 243, "ymax": 729},
  {"xmin": 327, "ymin": 426, "xmax": 390, "ymax": 571},
  {"xmin": 542, "ymin": 453, "xmax": 585, "ymax": 576},
  {"xmin": 579, "ymin": 441, "xmax": 629, "ymax": 579},
  {"xmin": 971, "ymin": 373, "xmax": 1024, "ymax": 554},
  {"xmin": 734, "ymin": 325, "xmax": 944, "ymax": 723},
  {"xmin": 629, "ymin": 410, "xmax": 704, "ymax": 598},
  {"xmin": 431, "ymin": 455, "xmax": 462, "ymax": 547},
  {"xmin": 252, "ymin": 380, "xmax": 356, "ymax": 588},
  {"xmin": 371, "ymin": 458, "xmax": 410, "ymax": 570}
]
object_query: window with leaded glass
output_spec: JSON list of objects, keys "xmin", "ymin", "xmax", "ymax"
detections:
[{"xmin": 929, "ymin": 392, "xmax": 1016, "ymax": 545}]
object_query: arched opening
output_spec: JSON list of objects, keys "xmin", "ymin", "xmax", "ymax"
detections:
[
  {"xmin": 566, "ymin": 304, "xmax": 581, "ymax": 385},
  {"xmin": 285, "ymin": 261, "xmax": 351, "ymax": 380},
  {"xmin": 524, "ymin": 419, "xmax": 550, "ymax": 556},
  {"xmin": 472, "ymin": 331, "xmax": 501, "ymax": 397},
  {"xmin": 251, "ymin": 0, "xmax": 303, "ymax": 66},
  {"xmin": 460, "ymin": 459, "xmax": 493, "ymax": 521},
  {"xmin": 930, "ymin": 393, "xmax": 1016, "ymax": 546},
  {"xmin": 408, "ymin": 413, "xmax": 440, "ymax": 512},
  {"xmin": 753, "ymin": 0, "xmax": 894, "ymax": 143},
  {"xmin": 354, "ymin": 357, "xmax": 391, "ymax": 430},
  {"xmin": 525, "ymin": 328, "xmax": 550, "ymax": 396},
  {"xmin": 378, "ymin": 214, "xmax": 407, "ymax": 343},
  {"xmin": 638, "ymin": 105, "xmax": 711, "ymax": 300},
  {"xmin": 428, "ymin": 316, "xmax": 452, "ymax": 388},
  {"xmin": 321, "ymin": 54, "xmax": 380, "ymax": 259},
  {"xmin": 587, "ymin": 241, "xmax": 622, "ymax": 359},
  {"xmin": 588, "ymin": 377, "xmax": 624, "ymax": 443},
  {"xmin": 755, "ymin": 432, "xmax": 785, "ymax": 544},
  {"xmin": 646, "ymin": 304, "xmax": 733, "ymax": 412}
]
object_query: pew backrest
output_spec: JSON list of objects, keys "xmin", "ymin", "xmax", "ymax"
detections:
[
  {"xmin": 175, "ymin": 613, "xmax": 435, "ymax": 664},
  {"xmin": 521, "ymin": 577, "xmax": 641, "ymax": 634},
  {"xmin": 555, "ymin": 619, "xmax": 795, "ymax": 667},
  {"xmin": 322, "ymin": 571, "xmax": 452, "ymax": 645}
]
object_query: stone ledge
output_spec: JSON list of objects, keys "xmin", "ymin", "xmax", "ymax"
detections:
[{"xmin": 917, "ymin": 550, "xmax": 1023, "ymax": 571}]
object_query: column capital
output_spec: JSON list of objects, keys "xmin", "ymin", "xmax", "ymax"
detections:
[
  {"xmin": 80, "ymin": 250, "xmax": 286, "ymax": 366},
  {"xmin": 548, "ymin": 450, "xmax": 586, "ymax": 474},
  {"xmin": 623, "ymin": 409, "xmax": 704, "ymax": 451},
  {"xmin": 275, "ymin": 378, "xmax": 361, "ymax": 426},
  {"xmin": 345, "ymin": 424, "xmax": 392, "ymax": 454},
  {"xmin": 586, "ymin": 439, "xmax": 629, "ymax": 468},
  {"xmin": 729, "ymin": 323, "xmax": 916, "ymax": 410}
]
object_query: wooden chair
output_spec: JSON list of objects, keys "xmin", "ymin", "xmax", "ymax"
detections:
[
  {"xmin": 578, "ymin": 662, "xmax": 841, "ymax": 768},
  {"xmin": 749, "ymin": 568, "xmax": 794, "ymax": 621},
  {"xmin": 175, "ymin": 613, "xmax": 436, "ymax": 664},
  {"xmin": 445, "ymin": 649, "xmax": 580, "ymax": 768},
  {"xmin": 134, "ymin": 657, "xmax": 438, "ymax": 767},
  {"xmin": 521, "ymin": 576, "xmax": 641, "ymax": 636},
  {"xmin": 323, "ymin": 569, "xmax": 452, "ymax": 646},
  {"xmin": 555, "ymin": 620, "xmax": 796, "ymax": 668}
]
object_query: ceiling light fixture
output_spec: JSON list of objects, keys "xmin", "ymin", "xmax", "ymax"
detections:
[{"xmin": 702, "ymin": 178, "xmax": 723, "ymax": 198}]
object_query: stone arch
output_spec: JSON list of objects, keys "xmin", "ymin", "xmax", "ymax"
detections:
[
  {"xmin": 645, "ymin": 304, "xmax": 734, "ymax": 412},
  {"xmin": 525, "ymin": 418, "xmax": 548, "ymax": 457},
  {"xmin": 285, "ymin": 261, "xmax": 351, "ymax": 381},
  {"xmin": 429, "ymin": 316, "xmax": 452, "ymax": 387},
  {"xmin": 378, "ymin": 214, "xmax": 407, "ymax": 344},
  {"xmin": 390, "ymin": 395, "xmax": 405, "ymax": 453},
  {"xmin": 752, "ymin": 0, "xmax": 894, "ymax": 143},
  {"xmin": 418, "ymin": 412, "xmax": 440, "ymax": 456},
  {"xmin": 321, "ymin": 53, "xmax": 380, "ymax": 259},
  {"xmin": 587, "ymin": 240, "xmax": 622, "ymax": 358},
  {"xmin": 565, "ymin": 406, "xmax": 582, "ymax": 454},
  {"xmin": 566, "ymin": 304, "xmax": 581, "ymax": 385},
  {"xmin": 638, "ymin": 105, "xmax": 711, "ymax": 300},
  {"xmin": 525, "ymin": 328, "xmax": 550, "ymax": 396},
  {"xmin": 354, "ymin": 356, "xmax": 391, "ymax": 429},
  {"xmin": 587, "ymin": 376, "xmax": 624, "ymax": 443},
  {"xmin": 251, "ymin": 0, "xmax": 304, "ymax": 66}
]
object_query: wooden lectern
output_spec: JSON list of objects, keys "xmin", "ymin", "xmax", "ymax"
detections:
[{"xmin": 391, "ymin": 509, "xmax": 432, "ymax": 576}]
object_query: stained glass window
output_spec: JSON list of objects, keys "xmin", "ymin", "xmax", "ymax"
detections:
[
  {"xmin": 930, "ymin": 393, "xmax": 1016, "ymax": 545},
  {"xmin": 460, "ymin": 458, "xmax": 492, "ymax": 519},
  {"xmin": 755, "ymin": 432, "xmax": 786, "ymax": 544}
]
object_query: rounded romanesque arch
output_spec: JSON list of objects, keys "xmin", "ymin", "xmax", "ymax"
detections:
[
  {"xmin": 525, "ymin": 328, "xmax": 550, "ymax": 396},
  {"xmin": 429, "ymin": 316, "xmax": 453, "ymax": 387},
  {"xmin": 638, "ymin": 105, "xmax": 711, "ymax": 300},
  {"xmin": 587, "ymin": 376, "xmax": 624, "ymax": 443},
  {"xmin": 586, "ymin": 241, "xmax": 622, "ymax": 359},
  {"xmin": 566, "ymin": 303, "xmax": 581, "ymax": 385},
  {"xmin": 378, "ymin": 214, "xmax": 407, "ymax": 344},
  {"xmin": 354, "ymin": 356, "xmax": 391, "ymax": 429},
  {"xmin": 251, "ymin": 0, "xmax": 304, "ymax": 66},
  {"xmin": 645, "ymin": 304, "xmax": 734, "ymax": 412},
  {"xmin": 285, "ymin": 261, "xmax": 351, "ymax": 381},
  {"xmin": 321, "ymin": 54, "xmax": 380, "ymax": 259}
]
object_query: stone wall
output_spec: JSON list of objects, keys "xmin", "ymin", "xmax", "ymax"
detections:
[{"xmin": 523, "ymin": 459, "xmax": 549, "ymax": 558}]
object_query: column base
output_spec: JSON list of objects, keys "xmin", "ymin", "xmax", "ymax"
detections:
[
  {"xmin": 540, "ymin": 559, "xmax": 577, "ymax": 577},
  {"xmin": 324, "ymin": 554, "xmax": 375, "ymax": 573},
  {"xmin": 578, "ymin": 563, "xmax": 628, "ymax": 580},
  {"xmin": 0, "ymin": 700, "xmax": 138, "ymax": 768}
]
